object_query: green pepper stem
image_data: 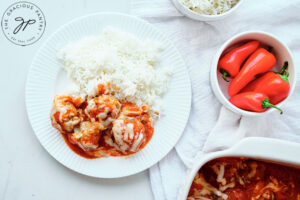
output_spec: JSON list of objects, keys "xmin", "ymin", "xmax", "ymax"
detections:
[
  {"xmin": 220, "ymin": 69, "xmax": 230, "ymax": 82},
  {"xmin": 280, "ymin": 73, "xmax": 289, "ymax": 83},
  {"xmin": 262, "ymin": 99, "xmax": 283, "ymax": 114},
  {"xmin": 278, "ymin": 61, "xmax": 289, "ymax": 75},
  {"xmin": 284, "ymin": 69, "xmax": 289, "ymax": 77}
]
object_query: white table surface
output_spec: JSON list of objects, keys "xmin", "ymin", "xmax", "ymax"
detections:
[{"xmin": 0, "ymin": 0, "xmax": 154, "ymax": 199}]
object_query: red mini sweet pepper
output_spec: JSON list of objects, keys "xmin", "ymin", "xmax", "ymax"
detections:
[
  {"xmin": 241, "ymin": 62, "xmax": 290, "ymax": 104},
  {"xmin": 218, "ymin": 41, "xmax": 260, "ymax": 82},
  {"xmin": 228, "ymin": 48, "xmax": 276, "ymax": 96},
  {"xmin": 229, "ymin": 92, "xmax": 283, "ymax": 114}
]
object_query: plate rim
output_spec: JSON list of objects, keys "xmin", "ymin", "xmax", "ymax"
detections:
[{"xmin": 25, "ymin": 12, "xmax": 192, "ymax": 178}]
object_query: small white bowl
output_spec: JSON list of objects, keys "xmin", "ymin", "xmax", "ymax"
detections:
[
  {"xmin": 172, "ymin": 0, "xmax": 244, "ymax": 21},
  {"xmin": 178, "ymin": 137, "xmax": 300, "ymax": 200},
  {"xmin": 210, "ymin": 31, "xmax": 296, "ymax": 117}
]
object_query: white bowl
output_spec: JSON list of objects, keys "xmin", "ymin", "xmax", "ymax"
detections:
[
  {"xmin": 210, "ymin": 31, "xmax": 296, "ymax": 117},
  {"xmin": 178, "ymin": 137, "xmax": 300, "ymax": 200},
  {"xmin": 172, "ymin": 0, "xmax": 244, "ymax": 21}
]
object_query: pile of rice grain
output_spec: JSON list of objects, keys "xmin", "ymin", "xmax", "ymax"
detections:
[
  {"xmin": 57, "ymin": 27, "xmax": 172, "ymax": 114},
  {"xmin": 180, "ymin": 0, "xmax": 239, "ymax": 15}
]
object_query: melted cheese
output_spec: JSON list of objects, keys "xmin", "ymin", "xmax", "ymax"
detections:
[
  {"xmin": 248, "ymin": 162, "xmax": 258, "ymax": 179},
  {"xmin": 85, "ymin": 96, "xmax": 121, "ymax": 130},
  {"xmin": 131, "ymin": 132, "xmax": 144, "ymax": 152},
  {"xmin": 50, "ymin": 95, "xmax": 81, "ymax": 132},
  {"xmin": 194, "ymin": 173, "xmax": 228, "ymax": 199},
  {"xmin": 262, "ymin": 177, "xmax": 281, "ymax": 192},
  {"xmin": 112, "ymin": 119, "xmax": 145, "ymax": 153},
  {"xmin": 70, "ymin": 122, "xmax": 101, "ymax": 151},
  {"xmin": 212, "ymin": 164, "xmax": 227, "ymax": 185},
  {"xmin": 219, "ymin": 182, "xmax": 235, "ymax": 192}
]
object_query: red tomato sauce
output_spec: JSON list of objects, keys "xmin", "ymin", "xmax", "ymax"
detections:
[
  {"xmin": 188, "ymin": 157, "xmax": 300, "ymax": 200},
  {"xmin": 58, "ymin": 101, "xmax": 154, "ymax": 159},
  {"xmin": 51, "ymin": 84, "xmax": 155, "ymax": 159},
  {"xmin": 59, "ymin": 123, "xmax": 153, "ymax": 159},
  {"xmin": 62, "ymin": 133, "xmax": 97, "ymax": 159}
]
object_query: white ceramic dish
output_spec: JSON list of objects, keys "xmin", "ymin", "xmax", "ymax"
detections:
[
  {"xmin": 26, "ymin": 12, "xmax": 192, "ymax": 178},
  {"xmin": 172, "ymin": 0, "xmax": 244, "ymax": 21},
  {"xmin": 178, "ymin": 137, "xmax": 300, "ymax": 200},
  {"xmin": 210, "ymin": 31, "xmax": 296, "ymax": 117}
]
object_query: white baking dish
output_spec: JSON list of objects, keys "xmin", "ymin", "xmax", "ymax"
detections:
[{"xmin": 178, "ymin": 137, "xmax": 300, "ymax": 200}]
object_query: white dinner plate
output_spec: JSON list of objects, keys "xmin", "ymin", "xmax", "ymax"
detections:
[{"xmin": 26, "ymin": 12, "xmax": 191, "ymax": 178}]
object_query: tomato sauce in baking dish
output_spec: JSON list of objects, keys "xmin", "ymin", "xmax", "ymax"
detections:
[
  {"xmin": 50, "ymin": 84, "xmax": 154, "ymax": 159},
  {"xmin": 188, "ymin": 157, "xmax": 300, "ymax": 200}
]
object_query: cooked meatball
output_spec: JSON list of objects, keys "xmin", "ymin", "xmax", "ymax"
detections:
[
  {"xmin": 85, "ymin": 95, "xmax": 121, "ymax": 130},
  {"xmin": 50, "ymin": 95, "xmax": 81, "ymax": 133},
  {"xmin": 70, "ymin": 121, "xmax": 101, "ymax": 151},
  {"xmin": 112, "ymin": 119, "xmax": 146, "ymax": 153}
]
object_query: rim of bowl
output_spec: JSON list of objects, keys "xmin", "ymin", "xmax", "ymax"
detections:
[
  {"xmin": 172, "ymin": 0, "xmax": 244, "ymax": 21},
  {"xmin": 210, "ymin": 30, "xmax": 296, "ymax": 117}
]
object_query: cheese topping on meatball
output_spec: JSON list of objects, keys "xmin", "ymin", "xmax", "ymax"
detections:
[
  {"xmin": 112, "ymin": 119, "xmax": 145, "ymax": 153},
  {"xmin": 70, "ymin": 121, "xmax": 101, "ymax": 151},
  {"xmin": 85, "ymin": 95, "xmax": 121, "ymax": 130},
  {"xmin": 50, "ymin": 95, "xmax": 81, "ymax": 132}
]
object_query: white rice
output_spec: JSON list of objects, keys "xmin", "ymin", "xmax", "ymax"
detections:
[
  {"xmin": 180, "ymin": 0, "xmax": 239, "ymax": 15},
  {"xmin": 57, "ymin": 27, "xmax": 172, "ymax": 114}
]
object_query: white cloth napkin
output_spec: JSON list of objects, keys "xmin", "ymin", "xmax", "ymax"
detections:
[{"xmin": 131, "ymin": 1, "xmax": 300, "ymax": 199}]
